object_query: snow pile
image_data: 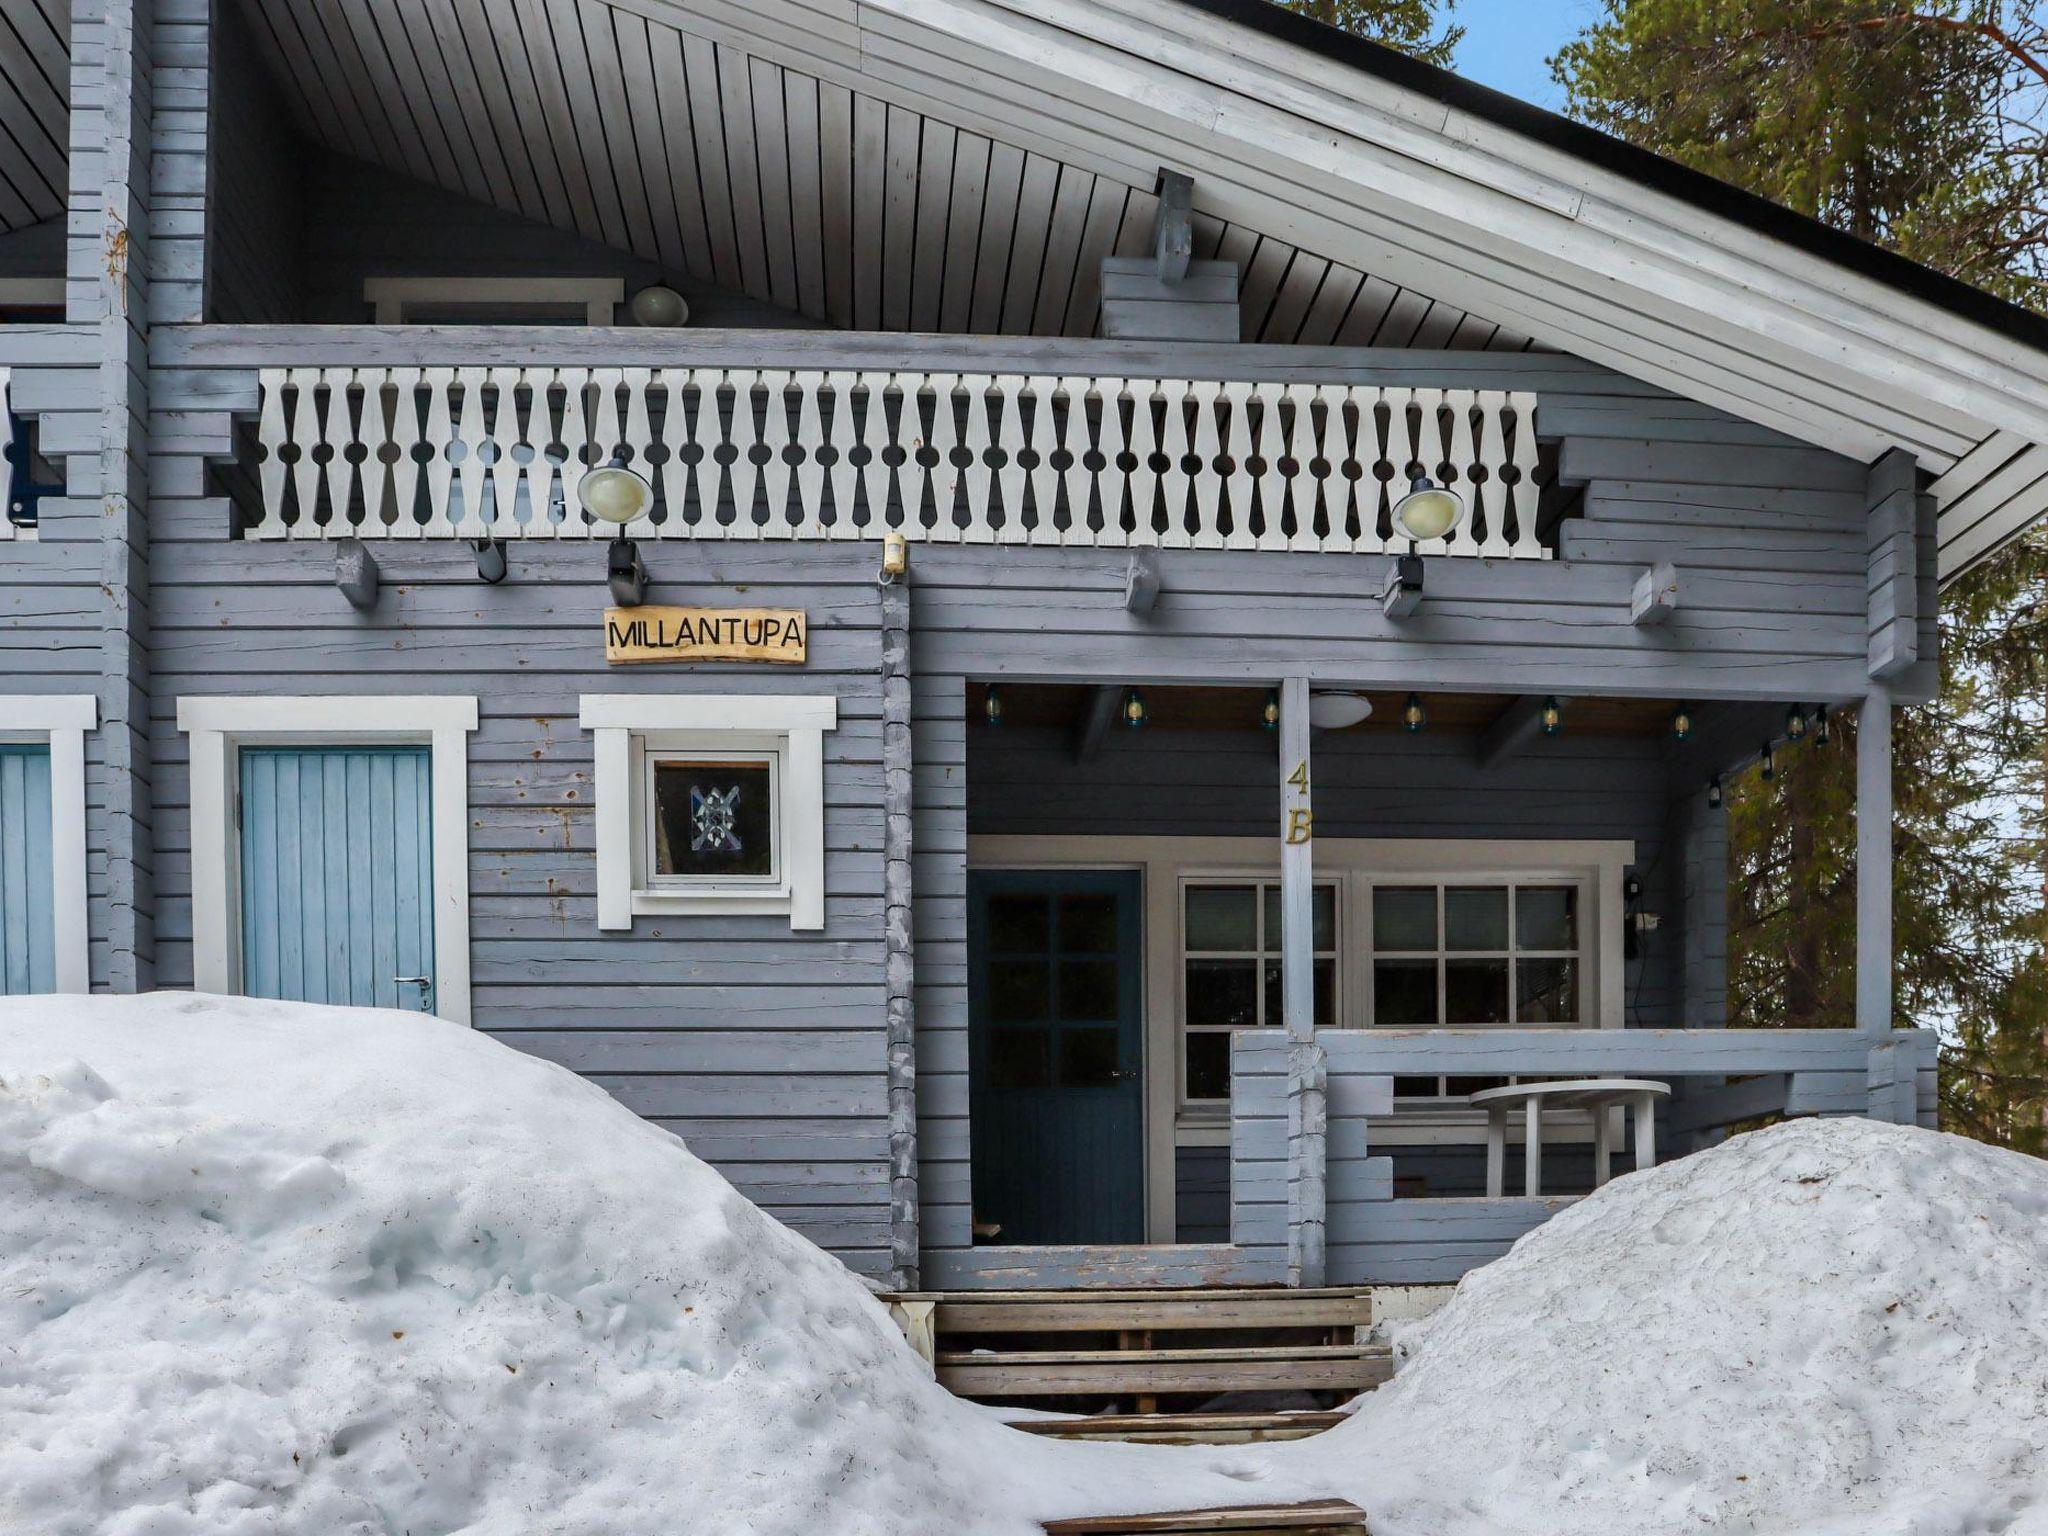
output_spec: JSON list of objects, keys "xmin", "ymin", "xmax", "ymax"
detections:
[
  {"xmin": 1322, "ymin": 1115, "xmax": 2048, "ymax": 1536},
  {"xmin": 8, "ymin": 994, "xmax": 2048, "ymax": 1536},
  {"xmin": 0, "ymin": 994, "xmax": 1297, "ymax": 1536}
]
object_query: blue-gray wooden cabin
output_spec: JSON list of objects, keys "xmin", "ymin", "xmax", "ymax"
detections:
[{"xmin": 2, "ymin": 0, "xmax": 2035, "ymax": 1290}]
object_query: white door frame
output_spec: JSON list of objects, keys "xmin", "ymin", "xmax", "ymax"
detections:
[
  {"xmin": 0, "ymin": 694, "xmax": 95, "ymax": 993},
  {"xmin": 177, "ymin": 695, "xmax": 479, "ymax": 1023}
]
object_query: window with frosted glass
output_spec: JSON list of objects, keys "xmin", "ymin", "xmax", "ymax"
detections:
[{"xmin": 647, "ymin": 755, "xmax": 779, "ymax": 885}]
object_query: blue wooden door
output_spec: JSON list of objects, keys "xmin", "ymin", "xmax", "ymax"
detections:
[
  {"xmin": 238, "ymin": 746, "xmax": 436, "ymax": 1012},
  {"xmin": 0, "ymin": 745, "xmax": 55, "ymax": 994},
  {"xmin": 968, "ymin": 870, "xmax": 1145, "ymax": 1245}
]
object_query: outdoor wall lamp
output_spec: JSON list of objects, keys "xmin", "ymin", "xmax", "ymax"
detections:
[
  {"xmin": 1392, "ymin": 473, "xmax": 1465, "ymax": 543},
  {"xmin": 580, "ymin": 454, "xmax": 657, "ymax": 606}
]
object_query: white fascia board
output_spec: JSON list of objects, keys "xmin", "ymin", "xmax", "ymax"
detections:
[
  {"xmin": 1023, "ymin": 0, "xmax": 2048, "ymax": 431},
  {"xmin": 578, "ymin": 694, "xmax": 839, "ymax": 731},
  {"xmin": 176, "ymin": 695, "xmax": 481, "ymax": 736},
  {"xmin": 0, "ymin": 695, "xmax": 99, "ymax": 733}
]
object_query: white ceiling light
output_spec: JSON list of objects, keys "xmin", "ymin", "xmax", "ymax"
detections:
[{"xmin": 1308, "ymin": 691, "xmax": 1374, "ymax": 730}]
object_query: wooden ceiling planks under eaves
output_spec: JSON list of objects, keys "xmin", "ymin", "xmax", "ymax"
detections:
[
  {"xmin": 231, "ymin": 0, "xmax": 1532, "ymax": 348},
  {"xmin": 0, "ymin": 0, "xmax": 68, "ymax": 235}
]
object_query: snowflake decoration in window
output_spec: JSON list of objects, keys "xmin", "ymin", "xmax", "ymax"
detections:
[{"xmin": 691, "ymin": 784, "xmax": 743, "ymax": 853}]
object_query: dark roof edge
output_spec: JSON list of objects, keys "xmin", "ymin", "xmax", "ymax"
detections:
[{"xmin": 1178, "ymin": 0, "xmax": 2048, "ymax": 357}]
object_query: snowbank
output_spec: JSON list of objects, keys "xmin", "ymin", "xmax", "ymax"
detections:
[
  {"xmin": 1316, "ymin": 1115, "xmax": 2048, "ymax": 1536},
  {"xmin": 0, "ymin": 995, "xmax": 1300, "ymax": 1536},
  {"xmin": 5, "ymin": 994, "xmax": 2048, "ymax": 1536}
]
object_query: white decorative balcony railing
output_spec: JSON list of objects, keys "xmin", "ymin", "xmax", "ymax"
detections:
[{"xmin": 250, "ymin": 366, "xmax": 1546, "ymax": 558}]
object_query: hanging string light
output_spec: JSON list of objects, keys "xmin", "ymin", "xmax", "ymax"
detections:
[
  {"xmin": 1815, "ymin": 704, "xmax": 1831, "ymax": 745},
  {"xmin": 1540, "ymin": 696, "xmax": 1563, "ymax": 736},
  {"xmin": 1786, "ymin": 705, "xmax": 1808, "ymax": 742},
  {"xmin": 1262, "ymin": 690, "xmax": 1280, "ymax": 731},
  {"xmin": 1759, "ymin": 741, "xmax": 1776, "ymax": 782},
  {"xmin": 1671, "ymin": 702, "xmax": 1693, "ymax": 741},
  {"xmin": 1402, "ymin": 693, "xmax": 1427, "ymax": 733},
  {"xmin": 1707, "ymin": 774, "xmax": 1723, "ymax": 810},
  {"xmin": 1124, "ymin": 689, "xmax": 1147, "ymax": 729},
  {"xmin": 983, "ymin": 686, "xmax": 1003, "ymax": 727}
]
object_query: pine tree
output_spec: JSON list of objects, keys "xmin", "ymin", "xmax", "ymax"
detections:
[
  {"xmin": 1276, "ymin": 0, "xmax": 1464, "ymax": 67},
  {"xmin": 1553, "ymin": 0, "xmax": 2048, "ymax": 1146}
]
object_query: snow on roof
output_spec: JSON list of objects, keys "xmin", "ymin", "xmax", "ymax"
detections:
[{"xmin": 4, "ymin": 994, "xmax": 2046, "ymax": 1533}]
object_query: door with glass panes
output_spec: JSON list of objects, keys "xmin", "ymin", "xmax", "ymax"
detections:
[{"xmin": 967, "ymin": 870, "xmax": 1144, "ymax": 1245}]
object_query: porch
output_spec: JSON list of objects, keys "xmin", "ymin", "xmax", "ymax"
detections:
[{"xmin": 940, "ymin": 679, "xmax": 1935, "ymax": 1291}]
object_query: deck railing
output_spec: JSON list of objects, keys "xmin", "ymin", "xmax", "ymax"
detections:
[{"xmin": 249, "ymin": 365, "xmax": 1545, "ymax": 557}]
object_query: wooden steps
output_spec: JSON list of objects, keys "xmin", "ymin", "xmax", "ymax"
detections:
[
  {"xmin": 940, "ymin": 1343, "xmax": 1391, "ymax": 1397},
  {"xmin": 885, "ymin": 1285, "xmax": 1384, "ymax": 1413},
  {"xmin": 1009, "ymin": 1411, "xmax": 1347, "ymax": 1444},
  {"xmin": 1042, "ymin": 1499, "xmax": 1368, "ymax": 1534}
]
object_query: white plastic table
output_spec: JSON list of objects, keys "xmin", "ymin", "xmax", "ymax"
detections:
[{"xmin": 1469, "ymin": 1078, "xmax": 1672, "ymax": 1198}]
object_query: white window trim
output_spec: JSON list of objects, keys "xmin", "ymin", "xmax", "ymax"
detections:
[
  {"xmin": 363, "ymin": 276, "xmax": 624, "ymax": 325},
  {"xmin": 967, "ymin": 833, "xmax": 1635, "ymax": 1243},
  {"xmin": 579, "ymin": 694, "xmax": 837, "ymax": 931},
  {"xmin": 0, "ymin": 695, "xmax": 94, "ymax": 993},
  {"xmin": 176, "ymin": 695, "xmax": 479, "ymax": 1024}
]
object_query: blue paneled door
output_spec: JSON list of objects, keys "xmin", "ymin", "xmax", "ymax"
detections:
[
  {"xmin": 0, "ymin": 745, "xmax": 55, "ymax": 994},
  {"xmin": 968, "ymin": 870, "xmax": 1145, "ymax": 1245},
  {"xmin": 238, "ymin": 747, "xmax": 437, "ymax": 1013}
]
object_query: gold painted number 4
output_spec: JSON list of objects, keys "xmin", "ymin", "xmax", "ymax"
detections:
[{"xmin": 1286, "ymin": 761, "xmax": 1310, "ymax": 792}]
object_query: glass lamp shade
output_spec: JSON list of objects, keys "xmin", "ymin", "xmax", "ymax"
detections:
[
  {"xmin": 1392, "ymin": 476, "xmax": 1465, "ymax": 542},
  {"xmin": 628, "ymin": 285, "xmax": 690, "ymax": 328},
  {"xmin": 1308, "ymin": 691, "xmax": 1373, "ymax": 730},
  {"xmin": 579, "ymin": 465, "xmax": 655, "ymax": 526}
]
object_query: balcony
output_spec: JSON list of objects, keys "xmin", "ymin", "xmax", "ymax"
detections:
[{"xmin": 242, "ymin": 361, "xmax": 1548, "ymax": 557}]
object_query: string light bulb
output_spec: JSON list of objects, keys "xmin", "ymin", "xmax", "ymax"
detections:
[
  {"xmin": 1815, "ymin": 704, "xmax": 1831, "ymax": 745},
  {"xmin": 1262, "ymin": 690, "xmax": 1280, "ymax": 731},
  {"xmin": 983, "ymin": 686, "xmax": 1003, "ymax": 727},
  {"xmin": 1124, "ymin": 689, "xmax": 1147, "ymax": 729},
  {"xmin": 1786, "ymin": 705, "xmax": 1808, "ymax": 742},
  {"xmin": 1760, "ymin": 741, "xmax": 1776, "ymax": 782},
  {"xmin": 1707, "ymin": 774, "xmax": 1723, "ymax": 810},
  {"xmin": 1540, "ymin": 696, "xmax": 1563, "ymax": 736},
  {"xmin": 1402, "ymin": 693, "xmax": 1427, "ymax": 734},
  {"xmin": 1672, "ymin": 703, "xmax": 1693, "ymax": 742}
]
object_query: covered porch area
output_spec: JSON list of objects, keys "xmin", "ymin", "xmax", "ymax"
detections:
[{"xmin": 942, "ymin": 680, "xmax": 1935, "ymax": 1290}]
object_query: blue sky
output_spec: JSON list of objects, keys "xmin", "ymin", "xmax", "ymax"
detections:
[{"xmin": 1445, "ymin": 0, "xmax": 1605, "ymax": 111}]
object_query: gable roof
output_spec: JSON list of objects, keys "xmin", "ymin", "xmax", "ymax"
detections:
[{"xmin": 232, "ymin": 0, "xmax": 2048, "ymax": 581}]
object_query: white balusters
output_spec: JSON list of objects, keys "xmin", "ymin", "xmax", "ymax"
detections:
[
  {"xmin": 1508, "ymin": 390, "xmax": 1544, "ymax": 559},
  {"xmin": 246, "ymin": 366, "xmax": 1549, "ymax": 560}
]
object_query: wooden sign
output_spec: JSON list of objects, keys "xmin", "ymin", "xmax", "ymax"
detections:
[{"xmin": 604, "ymin": 607, "xmax": 807, "ymax": 665}]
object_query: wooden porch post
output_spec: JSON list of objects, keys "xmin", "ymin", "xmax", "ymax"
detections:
[
  {"xmin": 1278, "ymin": 678, "xmax": 1326, "ymax": 1286},
  {"xmin": 1856, "ymin": 689, "xmax": 1893, "ymax": 1033}
]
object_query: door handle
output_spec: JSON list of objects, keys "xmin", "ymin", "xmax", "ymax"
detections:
[{"xmin": 394, "ymin": 975, "xmax": 434, "ymax": 1013}]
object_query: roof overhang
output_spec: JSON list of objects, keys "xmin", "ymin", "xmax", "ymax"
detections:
[{"xmin": 236, "ymin": 0, "xmax": 2048, "ymax": 581}]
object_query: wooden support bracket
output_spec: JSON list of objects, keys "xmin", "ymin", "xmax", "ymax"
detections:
[
  {"xmin": 336, "ymin": 538, "xmax": 379, "ymax": 610},
  {"xmin": 1631, "ymin": 561, "xmax": 1679, "ymax": 625},
  {"xmin": 1124, "ymin": 547, "xmax": 1162, "ymax": 614},
  {"xmin": 1073, "ymin": 684, "xmax": 1122, "ymax": 763},
  {"xmin": 1475, "ymin": 694, "xmax": 1564, "ymax": 769},
  {"xmin": 1153, "ymin": 169, "xmax": 1194, "ymax": 285}
]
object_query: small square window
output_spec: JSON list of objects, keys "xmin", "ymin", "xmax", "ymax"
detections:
[{"xmin": 648, "ymin": 755, "xmax": 779, "ymax": 885}]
